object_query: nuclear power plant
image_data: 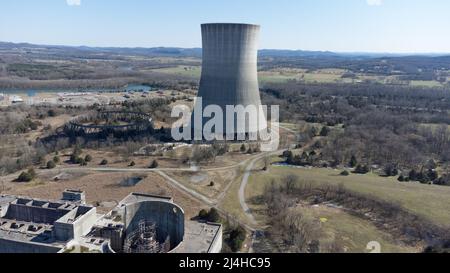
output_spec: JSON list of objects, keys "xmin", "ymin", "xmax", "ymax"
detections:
[
  {"xmin": 0, "ymin": 191, "xmax": 222, "ymax": 253},
  {"xmin": 192, "ymin": 23, "xmax": 267, "ymax": 139}
]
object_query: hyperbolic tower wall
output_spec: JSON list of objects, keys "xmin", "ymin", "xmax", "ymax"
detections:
[{"xmin": 192, "ymin": 23, "xmax": 267, "ymax": 138}]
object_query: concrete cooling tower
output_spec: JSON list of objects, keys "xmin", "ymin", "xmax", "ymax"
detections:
[{"xmin": 192, "ymin": 23, "xmax": 267, "ymax": 140}]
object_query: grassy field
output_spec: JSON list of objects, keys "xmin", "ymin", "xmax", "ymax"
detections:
[
  {"xmin": 418, "ymin": 123, "xmax": 450, "ymax": 132},
  {"xmin": 246, "ymin": 166, "xmax": 450, "ymax": 227},
  {"xmin": 218, "ymin": 171, "xmax": 256, "ymax": 227},
  {"xmin": 151, "ymin": 66, "xmax": 352, "ymax": 84},
  {"xmin": 165, "ymin": 169, "xmax": 239, "ymax": 199},
  {"xmin": 245, "ymin": 165, "xmax": 448, "ymax": 252},
  {"xmin": 259, "ymin": 69, "xmax": 349, "ymax": 84},
  {"xmin": 410, "ymin": 80, "xmax": 445, "ymax": 88},
  {"xmin": 296, "ymin": 204, "xmax": 417, "ymax": 253},
  {"xmin": 151, "ymin": 65, "xmax": 202, "ymax": 78},
  {"xmin": 150, "ymin": 65, "xmax": 449, "ymax": 88}
]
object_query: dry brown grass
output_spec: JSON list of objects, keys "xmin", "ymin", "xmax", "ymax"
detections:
[{"xmin": 4, "ymin": 171, "xmax": 204, "ymax": 218}]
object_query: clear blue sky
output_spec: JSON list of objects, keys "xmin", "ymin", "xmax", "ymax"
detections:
[{"xmin": 1, "ymin": 0, "xmax": 449, "ymax": 53}]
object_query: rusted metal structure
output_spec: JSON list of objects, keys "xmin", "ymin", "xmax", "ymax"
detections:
[
  {"xmin": 123, "ymin": 220, "xmax": 170, "ymax": 253},
  {"xmin": 65, "ymin": 111, "xmax": 153, "ymax": 136}
]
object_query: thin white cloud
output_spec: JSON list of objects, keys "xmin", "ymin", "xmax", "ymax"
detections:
[
  {"xmin": 367, "ymin": 0, "xmax": 383, "ymax": 6},
  {"xmin": 66, "ymin": 0, "xmax": 81, "ymax": 6}
]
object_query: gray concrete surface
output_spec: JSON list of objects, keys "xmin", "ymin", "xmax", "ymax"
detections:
[{"xmin": 193, "ymin": 23, "xmax": 267, "ymax": 137}]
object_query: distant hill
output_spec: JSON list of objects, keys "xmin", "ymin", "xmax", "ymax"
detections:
[
  {"xmin": 2, "ymin": 41, "xmax": 448, "ymax": 59},
  {"xmin": 258, "ymin": 49, "xmax": 340, "ymax": 58},
  {"xmin": 1, "ymin": 41, "xmax": 450, "ymax": 77},
  {"xmin": 0, "ymin": 42, "xmax": 203, "ymax": 58}
]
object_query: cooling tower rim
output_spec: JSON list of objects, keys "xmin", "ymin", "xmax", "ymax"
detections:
[
  {"xmin": 201, "ymin": 23, "xmax": 260, "ymax": 28},
  {"xmin": 124, "ymin": 200, "xmax": 186, "ymax": 216}
]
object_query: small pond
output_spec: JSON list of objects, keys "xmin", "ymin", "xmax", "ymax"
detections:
[{"xmin": 120, "ymin": 177, "xmax": 144, "ymax": 187}]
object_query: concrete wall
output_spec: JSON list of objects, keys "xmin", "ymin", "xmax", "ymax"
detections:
[
  {"xmin": 193, "ymin": 23, "xmax": 267, "ymax": 136},
  {"xmin": 62, "ymin": 190, "xmax": 86, "ymax": 204},
  {"xmin": 93, "ymin": 227, "xmax": 123, "ymax": 252},
  {"xmin": 124, "ymin": 201, "xmax": 184, "ymax": 251},
  {"xmin": 54, "ymin": 207, "xmax": 97, "ymax": 241},
  {"xmin": 72, "ymin": 207, "xmax": 97, "ymax": 240},
  {"xmin": 0, "ymin": 238, "xmax": 62, "ymax": 253},
  {"xmin": 5, "ymin": 204, "xmax": 69, "ymax": 224},
  {"xmin": 0, "ymin": 204, "xmax": 8, "ymax": 217},
  {"xmin": 207, "ymin": 224, "xmax": 223, "ymax": 253}
]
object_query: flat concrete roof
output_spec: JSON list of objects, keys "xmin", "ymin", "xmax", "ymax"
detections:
[
  {"xmin": 0, "ymin": 219, "xmax": 62, "ymax": 246},
  {"xmin": 0, "ymin": 194, "xmax": 94, "ymax": 245},
  {"xmin": 175, "ymin": 221, "xmax": 222, "ymax": 253},
  {"xmin": 0, "ymin": 195, "xmax": 18, "ymax": 210}
]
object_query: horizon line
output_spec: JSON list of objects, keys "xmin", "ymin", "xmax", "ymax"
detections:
[{"xmin": 1, "ymin": 40, "xmax": 449, "ymax": 56}]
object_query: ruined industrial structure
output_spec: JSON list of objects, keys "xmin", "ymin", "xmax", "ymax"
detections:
[
  {"xmin": 191, "ymin": 23, "xmax": 267, "ymax": 139},
  {"xmin": 65, "ymin": 111, "xmax": 154, "ymax": 138},
  {"xmin": 0, "ymin": 191, "xmax": 222, "ymax": 253}
]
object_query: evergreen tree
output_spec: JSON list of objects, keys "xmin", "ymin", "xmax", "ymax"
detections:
[{"xmin": 349, "ymin": 155, "xmax": 358, "ymax": 168}]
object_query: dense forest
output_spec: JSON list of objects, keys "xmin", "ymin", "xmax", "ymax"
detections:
[{"xmin": 262, "ymin": 82, "xmax": 450, "ymax": 180}]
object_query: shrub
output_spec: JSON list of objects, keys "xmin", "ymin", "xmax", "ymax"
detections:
[
  {"xmin": 84, "ymin": 155, "xmax": 93, "ymax": 162},
  {"xmin": 46, "ymin": 160, "xmax": 56, "ymax": 169},
  {"xmin": 192, "ymin": 147, "xmax": 216, "ymax": 163},
  {"xmin": 240, "ymin": 144, "xmax": 246, "ymax": 153},
  {"xmin": 70, "ymin": 154, "xmax": 83, "ymax": 164},
  {"xmin": 409, "ymin": 170, "xmax": 419, "ymax": 181},
  {"xmin": 398, "ymin": 175, "xmax": 407, "ymax": 182},
  {"xmin": 149, "ymin": 160, "xmax": 158, "ymax": 169},
  {"xmin": 47, "ymin": 109, "xmax": 57, "ymax": 117},
  {"xmin": 209, "ymin": 181, "xmax": 215, "ymax": 187},
  {"xmin": 384, "ymin": 164, "xmax": 399, "ymax": 177},
  {"xmin": 17, "ymin": 171, "xmax": 33, "ymax": 182},
  {"xmin": 320, "ymin": 126, "xmax": 330, "ymax": 137},
  {"xmin": 36, "ymin": 155, "xmax": 45, "ymax": 165},
  {"xmin": 349, "ymin": 155, "xmax": 358, "ymax": 168},
  {"xmin": 229, "ymin": 226, "xmax": 247, "ymax": 252},
  {"xmin": 198, "ymin": 208, "xmax": 221, "ymax": 223},
  {"xmin": 129, "ymin": 161, "xmax": 136, "ymax": 167},
  {"xmin": 340, "ymin": 170, "xmax": 350, "ymax": 176},
  {"xmin": 427, "ymin": 169, "xmax": 438, "ymax": 181},
  {"xmin": 100, "ymin": 159, "xmax": 108, "ymax": 166},
  {"xmin": 354, "ymin": 164, "xmax": 370, "ymax": 174},
  {"xmin": 53, "ymin": 156, "xmax": 60, "ymax": 163},
  {"xmin": 17, "ymin": 168, "xmax": 36, "ymax": 182},
  {"xmin": 282, "ymin": 150, "xmax": 293, "ymax": 158},
  {"xmin": 212, "ymin": 143, "xmax": 228, "ymax": 156},
  {"xmin": 207, "ymin": 208, "xmax": 220, "ymax": 223},
  {"xmin": 434, "ymin": 175, "xmax": 450, "ymax": 186},
  {"xmin": 28, "ymin": 168, "xmax": 36, "ymax": 179},
  {"xmin": 198, "ymin": 209, "xmax": 208, "ymax": 220},
  {"xmin": 72, "ymin": 146, "xmax": 82, "ymax": 157},
  {"xmin": 79, "ymin": 159, "xmax": 87, "ymax": 166},
  {"xmin": 409, "ymin": 169, "xmax": 436, "ymax": 184}
]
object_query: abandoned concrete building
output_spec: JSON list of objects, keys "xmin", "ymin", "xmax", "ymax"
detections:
[{"xmin": 0, "ymin": 191, "xmax": 222, "ymax": 253}]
